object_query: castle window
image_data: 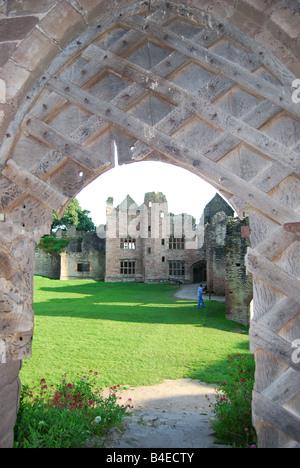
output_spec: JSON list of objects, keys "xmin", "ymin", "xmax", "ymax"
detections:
[
  {"xmin": 120, "ymin": 261, "xmax": 135, "ymax": 275},
  {"xmin": 169, "ymin": 262, "xmax": 185, "ymax": 276},
  {"xmin": 120, "ymin": 237, "xmax": 136, "ymax": 249},
  {"xmin": 76, "ymin": 262, "xmax": 91, "ymax": 272},
  {"xmin": 169, "ymin": 237, "xmax": 185, "ymax": 250}
]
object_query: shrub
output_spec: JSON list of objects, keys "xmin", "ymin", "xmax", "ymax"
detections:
[
  {"xmin": 38, "ymin": 236, "xmax": 70, "ymax": 254},
  {"xmin": 207, "ymin": 351, "xmax": 257, "ymax": 448},
  {"xmin": 14, "ymin": 371, "xmax": 132, "ymax": 448}
]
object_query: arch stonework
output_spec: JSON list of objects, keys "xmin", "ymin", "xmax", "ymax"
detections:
[{"xmin": 0, "ymin": 0, "xmax": 299, "ymax": 448}]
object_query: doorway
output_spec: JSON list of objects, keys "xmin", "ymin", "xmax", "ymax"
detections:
[{"xmin": 193, "ymin": 261, "xmax": 206, "ymax": 284}]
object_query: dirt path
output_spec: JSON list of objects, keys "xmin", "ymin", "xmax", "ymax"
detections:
[
  {"xmin": 104, "ymin": 379, "xmax": 222, "ymax": 448},
  {"xmin": 103, "ymin": 286, "xmax": 227, "ymax": 449}
]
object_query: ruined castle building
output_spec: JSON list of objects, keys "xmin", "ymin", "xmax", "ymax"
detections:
[
  {"xmin": 35, "ymin": 192, "xmax": 252, "ymax": 329},
  {"xmin": 105, "ymin": 191, "xmax": 208, "ymax": 283},
  {"xmin": 0, "ymin": 1, "xmax": 299, "ymax": 448}
]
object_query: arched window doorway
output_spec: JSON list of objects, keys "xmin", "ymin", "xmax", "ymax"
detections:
[{"xmin": 192, "ymin": 261, "xmax": 206, "ymax": 284}]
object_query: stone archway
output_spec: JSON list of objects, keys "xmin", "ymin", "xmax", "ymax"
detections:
[{"xmin": 0, "ymin": 1, "xmax": 299, "ymax": 448}]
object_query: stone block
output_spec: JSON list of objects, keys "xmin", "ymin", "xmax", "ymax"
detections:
[
  {"xmin": 228, "ymin": 10, "xmax": 260, "ymax": 39},
  {"xmin": 0, "ymin": 16, "xmax": 38, "ymax": 42},
  {"xmin": 75, "ymin": 0, "xmax": 107, "ymax": 21},
  {"xmin": 0, "ymin": 42, "xmax": 17, "ymax": 68},
  {"xmin": 12, "ymin": 28, "xmax": 59, "ymax": 75},
  {"xmin": 268, "ymin": 8, "xmax": 300, "ymax": 47},
  {"xmin": 7, "ymin": 0, "xmax": 57, "ymax": 15},
  {"xmin": 77, "ymin": 0, "xmax": 138, "ymax": 21},
  {"xmin": 0, "ymin": 103, "xmax": 16, "ymax": 141},
  {"xmin": 0, "ymin": 79, "xmax": 5, "ymax": 104},
  {"xmin": 0, "ymin": 60, "xmax": 32, "ymax": 104},
  {"xmin": 39, "ymin": 1, "xmax": 86, "ymax": 48},
  {"xmin": 235, "ymin": 0, "xmax": 274, "ymax": 26},
  {"xmin": 0, "ymin": 359, "xmax": 21, "ymax": 388},
  {"xmin": 0, "ymin": 361, "xmax": 22, "ymax": 450}
]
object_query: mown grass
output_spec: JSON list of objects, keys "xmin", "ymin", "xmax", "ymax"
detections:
[{"xmin": 20, "ymin": 276, "xmax": 250, "ymax": 388}]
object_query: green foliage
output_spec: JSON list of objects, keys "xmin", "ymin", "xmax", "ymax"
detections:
[
  {"xmin": 14, "ymin": 371, "xmax": 131, "ymax": 448},
  {"xmin": 207, "ymin": 353, "xmax": 257, "ymax": 448},
  {"xmin": 77, "ymin": 208, "xmax": 96, "ymax": 232},
  {"xmin": 52, "ymin": 199, "xmax": 95, "ymax": 232},
  {"xmin": 38, "ymin": 236, "xmax": 70, "ymax": 254}
]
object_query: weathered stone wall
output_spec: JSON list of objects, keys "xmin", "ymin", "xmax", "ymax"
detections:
[
  {"xmin": 225, "ymin": 218, "xmax": 253, "ymax": 327},
  {"xmin": 105, "ymin": 236, "xmax": 144, "ymax": 282},
  {"xmin": 34, "ymin": 225, "xmax": 106, "ymax": 280},
  {"xmin": 205, "ymin": 213, "xmax": 228, "ymax": 295},
  {"xmin": 105, "ymin": 192, "xmax": 207, "ymax": 284},
  {"xmin": 34, "ymin": 248, "xmax": 61, "ymax": 279},
  {"xmin": 0, "ymin": 359, "xmax": 22, "ymax": 449},
  {"xmin": 60, "ymin": 250, "xmax": 105, "ymax": 280}
]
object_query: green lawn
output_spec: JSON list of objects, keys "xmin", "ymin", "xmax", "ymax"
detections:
[{"xmin": 20, "ymin": 276, "xmax": 250, "ymax": 388}]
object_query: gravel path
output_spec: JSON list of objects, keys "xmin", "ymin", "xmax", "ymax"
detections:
[
  {"xmin": 104, "ymin": 379, "xmax": 219, "ymax": 448},
  {"xmin": 172, "ymin": 284, "xmax": 225, "ymax": 302},
  {"xmin": 103, "ymin": 285, "xmax": 227, "ymax": 449}
]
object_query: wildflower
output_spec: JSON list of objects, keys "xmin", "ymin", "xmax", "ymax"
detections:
[
  {"xmin": 41, "ymin": 385, "xmax": 48, "ymax": 390},
  {"xmin": 40, "ymin": 378, "xmax": 46, "ymax": 384},
  {"xmin": 241, "ymin": 378, "xmax": 245, "ymax": 382},
  {"xmin": 94, "ymin": 416, "xmax": 102, "ymax": 424}
]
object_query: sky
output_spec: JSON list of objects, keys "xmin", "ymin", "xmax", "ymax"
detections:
[{"xmin": 76, "ymin": 159, "xmax": 219, "ymax": 227}]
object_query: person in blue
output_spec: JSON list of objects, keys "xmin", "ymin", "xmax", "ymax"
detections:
[{"xmin": 197, "ymin": 284, "xmax": 206, "ymax": 309}]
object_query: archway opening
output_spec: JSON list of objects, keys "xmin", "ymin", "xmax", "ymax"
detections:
[
  {"xmin": 0, "ymin": 0, "xmax": 299, "ymax": 449},
  {"xmin": 192, "ymin": 261, "xmax": 206, "ymax": 284}
]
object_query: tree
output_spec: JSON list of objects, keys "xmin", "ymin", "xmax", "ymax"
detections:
[
  {"xmin": 77, "ymin": 208, "xmax": 96, "ymax": 232},
  {"xmin": 52, "ymin": 199, "xmax": 95, "ymax": 232}
]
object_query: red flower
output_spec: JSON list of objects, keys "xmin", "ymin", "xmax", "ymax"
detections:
[{"xmin": 241, "ymin": 378, "xmax": 245, "ymax": 382}]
